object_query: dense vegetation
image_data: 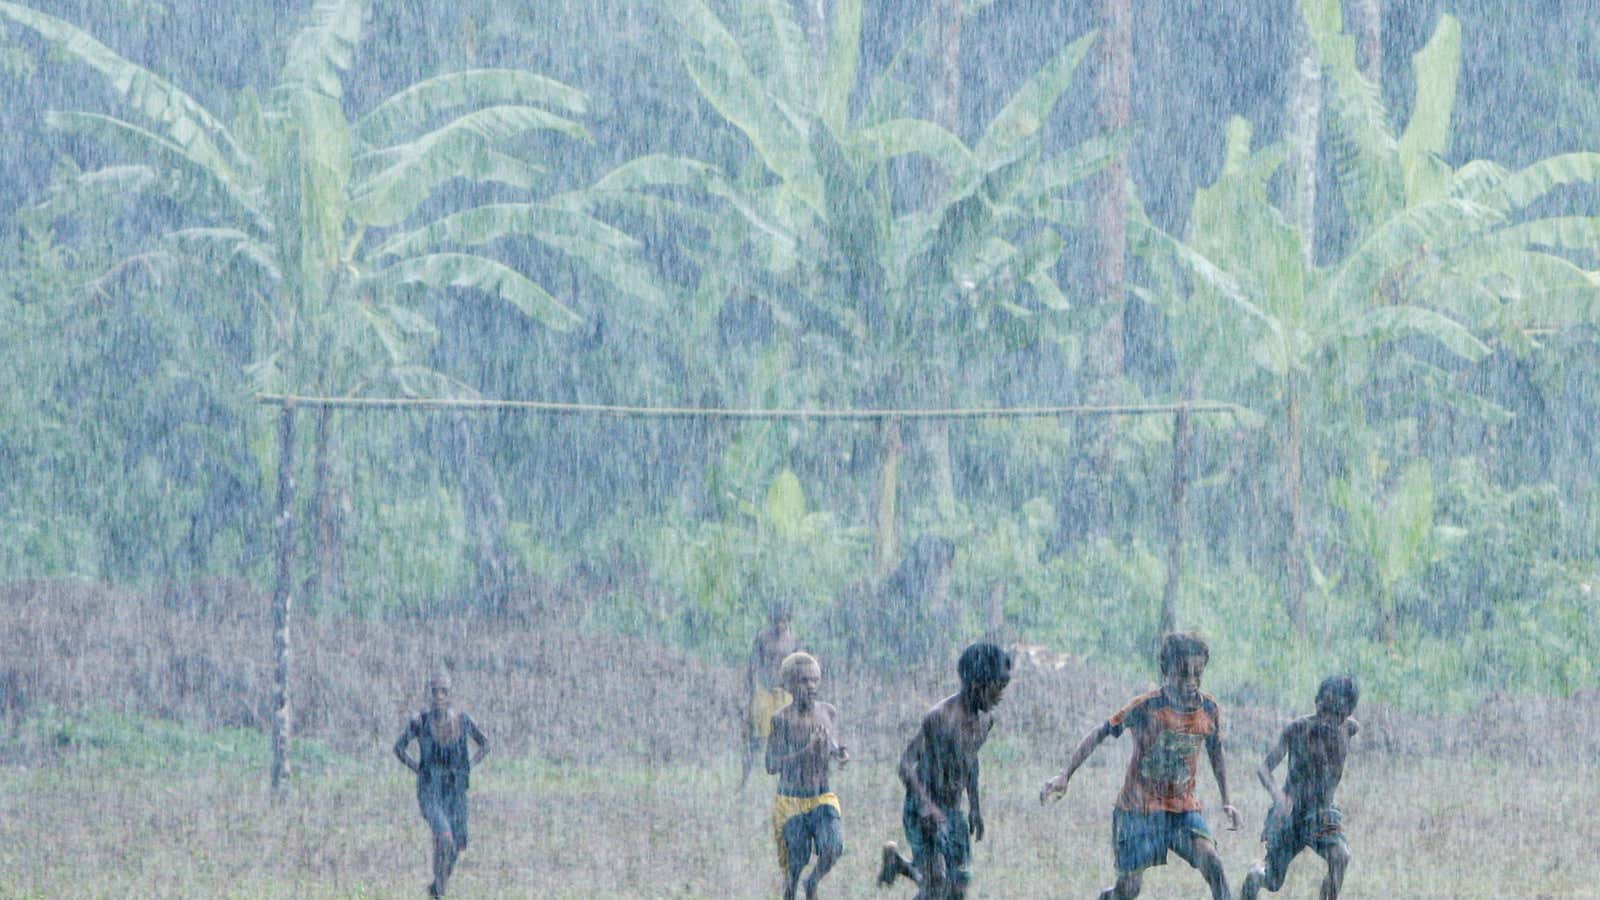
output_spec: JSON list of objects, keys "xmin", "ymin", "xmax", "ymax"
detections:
[{"xmin": 3, "ymin": 0, "xmax": 1598, "ymax": 711}]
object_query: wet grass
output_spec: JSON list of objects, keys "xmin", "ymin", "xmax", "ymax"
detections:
[{"xmin": 1, "ymin": 724, "xmax": 1595, "ymax": 898}]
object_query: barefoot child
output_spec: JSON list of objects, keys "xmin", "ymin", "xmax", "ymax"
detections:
[
  {"xmin": 766, "ymin": 651, "xmax": 850, "ymax": 900},
  {"xmin": 1039, "ymin": 632, "xmax": 1239, "ymax": 900},
  {"xmin": 1240, "ymin": 676, "xmax": 1360, "ymax": 900},
  {"xmin": 878, "ymin": 642, "xmax": 1011, "ymax": 899},
  {"xmin": 394, "ymin": 671, "xmax": 489, "ymax": 898}
]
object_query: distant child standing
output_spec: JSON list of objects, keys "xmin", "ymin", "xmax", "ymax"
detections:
[
  {"xmin": 394, "ymin": 671, "xmax": 489, "ymax": 898},
  {"xmin": 743, "ymin": 606, "xmax": 800, "ymax": 789},
  {"xmin": 1240, "ymin": 675, "xmax": 1360, "ymax": 900},
  {"xmin": 765, "ymin": 651, "xmax": 849, "ymax": 900},
  {"xmin": 1039, "ymin": 632, "xmax": 1239, "ymax": 900}
]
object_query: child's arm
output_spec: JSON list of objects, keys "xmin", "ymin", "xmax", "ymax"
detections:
[
  {"xmin": 898, "ymin": 720, "xmax": 944, "ymax": 827},
  {"xmin": 966, "ymin": 755, "xmax": 985, "ymax": 840},
  {"xmin": 744, "ymin": 639, "xmax": 761, "ymax": 695},
  {"xmin": 465, "ymin": 714, "xmax": 490, "ymax": 766},
  {"xmin": 1345, "ymin": 717, "xmax": 1360, "ymax": 737},
  {"xmin": 825, "ymin": 704, "xmax": 849, "ymax": 766},
  {"xmin": 764, "ymin": 716, "xmax": 787, "ymax": 775},
  {"xmin": 393, "ymin": 718, "xmax": 420, "ymax": 773},
  {"xmin": 1039, "ymin": 724, "xmax": 1108, "ymax": 803},
  {"xmin": 1205, "ymin": 728, "xmax": 1241, "ymax": 830},
  {"xmin": 1257, "ymin": 727, "xmax": 1290, "ymax": 808}
]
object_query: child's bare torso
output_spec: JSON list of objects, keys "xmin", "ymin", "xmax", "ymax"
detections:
[
  {"xmin": 1283, "ymin": 715, "xmax": 1352, "ymax": 808},
  {"xmin": 920, "ymin": 698, "xmax": 994, "ymax": 809},
  {"xmin": 773, "ymin": 702, "xmax": 839, "ymax": 795}
]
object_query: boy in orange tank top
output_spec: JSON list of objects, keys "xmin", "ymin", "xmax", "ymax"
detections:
[{"xmin": 1040, "ymin": 632, "xmax": 1239, "ymax": 900}]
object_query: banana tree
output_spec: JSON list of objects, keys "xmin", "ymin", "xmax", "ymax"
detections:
[
  {"xmin": 1330, "ymin": 459, "xmax": 1464, "ymax": 645},
  {"xmin": 0, "ymin": 0, "xmax": 660, "ymax": 395},
  {"xmin": 1133, "ymin": 6, "xmax": 1600, "ymax": 632},
  {"xmin": 2, "ymin": 0, "xmax": 660, "ymax": 599},
  {"xmin": 608, "ymin": 0, "xmax": 1114, "ymax": 571}
]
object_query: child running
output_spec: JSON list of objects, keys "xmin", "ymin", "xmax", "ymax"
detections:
[
  {"xmin": 1240, "ymin": 675, "xmax": 1360, "ymax": 900},
  {"xmin": 1039, "ymin": 632, "xmax": 1238, "ymax": 900},
  {"xmin": 766, "ymin": 651, "xmax": 850, "ymax": 900},
  {"xmin": 878, "ymin": 642, "xmax": 1011, "ymax": 899},
  {"xmin": 393, "ymin": 671, "xmax": 489, "ymax": 898}
]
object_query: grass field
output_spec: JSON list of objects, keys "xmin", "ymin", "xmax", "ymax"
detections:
[{"xmin": 2, "ymin": 726, "xmax": 1596, "ymax": 899}]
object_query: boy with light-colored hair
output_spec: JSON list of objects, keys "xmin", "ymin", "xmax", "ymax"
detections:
[{"xmin": 766, "ymin": 651, "xmax": 849, "ymax": 900}]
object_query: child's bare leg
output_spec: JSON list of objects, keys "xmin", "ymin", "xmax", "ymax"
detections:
[
  {"xmin": 1318, "ymin": 843, "xmax": 1350, "ymax": 900},
  {"xmin": 1098, "ymin": 869, "xmax": 1142, "ymax": 900},
  {"xmin": 430, "ymin": 830, "xmax": 455, "ymax": 896},
  {"xmin": 878, "ymin": 841, "xmax": 917, "ymax": 886},
  {"xmin": 1241, "ymin": 864, "xmax": 1269, "ymax": 900},
  {"xmin": 916, "ymin": 852, "xmax": 948, "ymax": 899},
  {"xmin": 803, "ymin": 845, "xmax": 839, "ymax": 898},
  {"xmin": 1188, "ymin": 838, "xmax": 1231, "ymax": 900}
]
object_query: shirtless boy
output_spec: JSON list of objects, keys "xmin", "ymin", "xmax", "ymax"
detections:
[
  {"xmin": 394, "ymin": 671, "xmax": 490, "ymax": 898},
  {"xmin": 1240, "ymin": 675, "xmax": 1360, "ymax": 900},
  {"xmin": 1040, "ymin": 632, "xmax": 1239, "ymax": 900},
  {"xmin": 766, "ymin": 651, "xmax": 850, "ymax": 900},
  {"xmin": 744, "ymin": 606, "xmax": 799, "ymax": 789},
  {"xmin": 878, "ymin": 642, "xmax": 1011, "ymax": 899}
]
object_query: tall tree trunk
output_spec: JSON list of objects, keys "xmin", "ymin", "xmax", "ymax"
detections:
[
  {"xmin": 1057, "ymin": 0, "xmax": 1132, "ymax": 552},
  {"xmin": 922, "ymin": 0, "xmax": 962, "ymax": 519},
  {"xmin": 1089, "ymin": 0, "xmax": 1131, "ymax": 377},
  {"xmin": 453, "ymin": 414, "xmax": 512, "ymax": 614},
  {"xmin": 305, "ymin": 405, "xmax": 346, "ymax": 607},
  {"xmin": 1160, "ymin": 392, "xmax": 1195, "ymax": 636},
  {"xmin": 270, "ymin": 399, "xmax": 298, "ymax": 796},
  {"xmin": 1283, "ymin": 377, "xmax": 1307, "ymax": 633},
  {"xmin": 873, "ymin": 416, "xmax": 903, "ymax": 577},
  {"xmin": 1287, "ymin": 5, "xmax": 1321, "ymax": 264},
  {"xmin": 1346, "ymin": 0, "xmax": 1382, "ymax": 84}
]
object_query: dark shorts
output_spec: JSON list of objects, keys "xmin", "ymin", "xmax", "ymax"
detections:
[
  {"xmin": 1112, "ymin": 808, "xmax": 1213, "ymax": 874},
  {"xmin": 1263, "ymin": 804, "xmax": 1345, "ymax": 881},
  {"xmin": 418, "ymin": 777, "xmax": 469, "ymax": 849},
  {"xmin": 782, "ymin": 803, "xmax": 844, "ymax": 875},
  {"xmin": 902, "ymin": 794, "xmax": 971, "ymax": 888}
]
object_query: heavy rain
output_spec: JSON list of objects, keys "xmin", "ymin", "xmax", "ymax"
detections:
[{"xmin": 1, "ymin": 0, "xmax": 1597, "ymax": 896}]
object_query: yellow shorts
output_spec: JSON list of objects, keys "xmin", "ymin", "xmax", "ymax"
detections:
[
  {"xmin": 772, "ymin": 792, "xmax": 842, "ymax": 872},
  {"xmin": 747, "ymin": 687, "xmax": 792, "ymax": 739}
]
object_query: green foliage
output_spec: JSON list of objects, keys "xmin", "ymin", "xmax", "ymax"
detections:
[
  {"xmin": 10, "ymin": 706, "xmax": 335, "ymax": 772},
  {"xmin": 344, "ymin": 488, "xmax": 467, "ymax": 614},
  {"xmin": 3, "ymin": 0, "xmax": 1600, "ymax": 717},
  {"xmin": 620, "ymin": 467, "xmax": 867, "ymax": 661}
]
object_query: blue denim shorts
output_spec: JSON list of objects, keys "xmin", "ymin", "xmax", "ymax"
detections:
[
  {"xmin": 1112, "ymin": 808, "xmax": 1213, "ymax": 873},
  {"xmin": 902, "ymin": 793, "xmax": 971, "ymax": 887}
]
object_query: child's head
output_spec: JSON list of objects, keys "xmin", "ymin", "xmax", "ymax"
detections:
[
  {"xmin": 1158, "ymin": 632, "xmax": 1209, "ymax": 704},
  {"xmin": 1315, "ymin": 675, "xmax": 1359, "ymax": 718},
  {"xmin": 780, "ymin": 651, "xmax": 822, "ymax": 702},
  {"xmin": 427, "ymin": 669, "xmax": 453, "ymax": 709},
  {"xmin": 1158, "ymin": 632, "xmax": 1209, "ymax": 675},
  {"xmin": 958, "ymin": 642, "xmax": 1012, "ymax": 711}
]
